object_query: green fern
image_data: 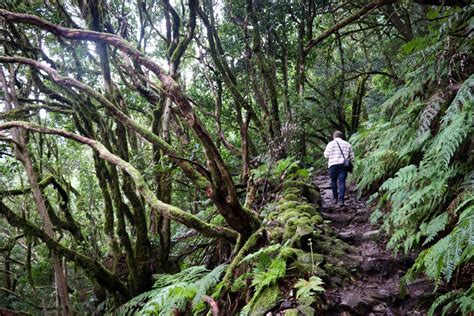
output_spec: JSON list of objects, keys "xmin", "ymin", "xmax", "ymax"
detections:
[
  {"xmin": 417, "ymin": 91, "xmax": 445, "ymax": 137},
  {"xmin": 405, "ymin": 193, "xmax": 473, "ymax": 284},
  {"xmin": 428, "ymin": 284, "xmax": 474, "ymax": 316},
  {"xmin": 251, "ymin": 257, "xmax": 286, "ymax": 289},
  {"xmin": 294, "ymin": 276, "xmax": 325, "ymax": 305},
  {"xmin": 239, "ymin": 243, "xmax": 281, "ymax": 265},
  {"xmin": 240, "ymin": 256, "xmax": 287, "ymax": 316},
  {"xmin": 422, "ymin": 213, "xmax": 449, "ymax": 246},
  {"xmin": 116, "ymin": 264, "xmax": 227, "ymax": 315},
  {"xmin": 355, "ymin": 9, "xmax": 474, "ymax": 315}
]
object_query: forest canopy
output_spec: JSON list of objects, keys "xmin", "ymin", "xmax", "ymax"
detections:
[{"xmin": 0, "ymin": 0, "xmax": 472, "ymax": 315}]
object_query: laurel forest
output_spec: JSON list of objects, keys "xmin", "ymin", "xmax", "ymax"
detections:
[{"xmin": 0, "ymin": 0, "xmax": 472, "ymax": 315}]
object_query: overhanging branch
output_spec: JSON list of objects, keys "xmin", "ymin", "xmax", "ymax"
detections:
[
  {"xmin": 0, "ymin": 121, "xmax": 239, "ymax": 242},
  {"xmin": 304, "ymin": 0, "xmax": 397, "ymax": 54}
]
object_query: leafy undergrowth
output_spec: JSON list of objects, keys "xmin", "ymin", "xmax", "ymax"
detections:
[
  {"xmin": 117, "ymin": 158, "xmax": 353, "ymax": 315},
  {"xmin": 351, "ymin": 6, "xmax": 474, "ymax": 315}
]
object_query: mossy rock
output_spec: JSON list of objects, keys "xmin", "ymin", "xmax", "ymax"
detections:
[
  {"xmin": 294, "ymin": 204, "xmax": 318, "ymax": 216},
  {"xmin": 288, "ymin": 260, "xmax": 326, "ymax": 277},
  {"xmin": 277, "ymin": 200, "xmax": 301, "ymax": 212},
  {"xmin": 310, "ymin": 214, "xmax": 323, "ymax": 225},
  {"xmin": 297, "ymin": 252, "xmax": 324, "ymax": 266},
  {"xmin": 295, "ymin": 224, "xmax": 314, "ymax": 238},
  {"xmin": 282, "ymin": 193, "xmax": 301, "ymax": 201},
  {"xmin": 323, "ymin": 262, "xmax": 350, "ymax": 279},
  {"xmin": 283, "ymin": 309, "xmax": 299, "ymax": 316},
  {"xmin": 313, "ymin": 237, "xmax": 348, "ymax": 257},
  {"xmin": 267, "ymin": 226, "xmax": 284, "ymax": 242},
  {"xmin": 250, "ymin": 285, "xmax": 281, "ymax": 315},
  {"xmin": 279, "ymin": 246, "xmax": 302, "ymax": 261},
  {"xmin": 283, "ymin": 220, "xmax": 313, "ymax": 242},
  {"xmin": 303, "ymin": 186, "xmax": 321, "ymax": 205},
  {"xmin": 278, "ymin": 210, "xmax": 302, "ymax": 222},
  {"xmin": 283, "ymin": 180, "xmax": 306, "ymax": 190},
  {"xmin": 323, "ymin": 225, "xmax": 334, "ymax": 235},
  {"xmin": 297, "ymin": 305, "xmax": 316, "ymax": 316},
  {"xmin": 283, "ymin": 187, "xmax": 301, "ymax": 195}
]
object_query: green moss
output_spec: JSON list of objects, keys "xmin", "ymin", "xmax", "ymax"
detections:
[
  {"xmin": 278, "ymin": 210, "xmax": 302, "ymax": 222},
  {"xmin": 303, "ymin": 186, "xmax": 321, "ymax": 204},
  {"xmin": 282, "ymin": 193, "xmax": 300, "ymax": 201},
  {"xmin": 288, "ymin": 261, "xmax": 326, "ymax": 276},
  {"xmin": 250, "ymin": 285, "xmax": 281, "ymax": 315},
  {"xmin": 267, "ymin": 226, "xmax": 284, "ymax": 242},
  {"xmin": 267, "ymin": 211, "xmax": 280, "ymax": 221},
  {"xmin": 282, "ymin": 227, "xmax": 296, "ymax": 241},
  {"xmin": 283, "ymin": 180, "xmax": 306, "ymax": 190},
  {"xmin": 279, "ymin": 247, "xmax": 302, "ymax": 260},
  {"xmin": 276, "ymin": 201, "xmax": 300, "ymax": 212},
  {"xmin": 323, "ymin": 262, "xmax": 350, "ymax": 279},
  {"xmin": 283, "ymin": 187, "xmax": 300, "ymax": 195},
  {"xmin": 295, "ymin": 204, "xmax": 317, "ymax": 216},
  {"xmin": 314, "ymin": 237, "xmax": 348, "ymax": 258},
  {"xmin": 283, "ymin": 309, "xmax": 299, "ymax": 316},
  {"xmin": 310, "ymin": 214, "xmax": 323, "ymax": 225}
]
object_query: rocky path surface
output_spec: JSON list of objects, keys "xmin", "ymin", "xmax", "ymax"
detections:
[{"xmin": 314, "ymin": 174, "xmax": 433, "ymax": 316}]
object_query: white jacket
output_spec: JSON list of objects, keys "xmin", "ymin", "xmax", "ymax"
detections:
[{"xmin": 324, "ymin": 138, "xmax": 355, "ymax": 168}]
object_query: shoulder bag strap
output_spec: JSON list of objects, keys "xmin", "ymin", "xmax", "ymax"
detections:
[{"xmin": 335, "ymin": 141, "xmax": 346, "ymax": 160}]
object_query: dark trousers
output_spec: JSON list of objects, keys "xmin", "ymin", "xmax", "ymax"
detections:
[{"xmin": 329, "ymin": 164, "xmax": 348, "ymax": 203}]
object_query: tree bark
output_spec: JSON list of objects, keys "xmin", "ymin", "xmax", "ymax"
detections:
[
  {"xmin": 0, "ymin": 67, "xmax": 72, "ymax": 315},
  {"xmin": 0, "ymin": 121, "xmax": 240, "ymax": 242},
  {"xmin": 0, "ymin": 10, "xmax": 261, "ymax": 236}
]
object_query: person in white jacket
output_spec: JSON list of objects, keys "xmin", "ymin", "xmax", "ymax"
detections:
[{"xmin": 323, "ymin": 131, "xmax": 355, "ymax": 207}]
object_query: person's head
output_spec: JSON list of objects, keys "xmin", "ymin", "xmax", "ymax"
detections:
[{"xmin": 333, "ymin": 130, "xmax": 344, "ymax": 140}]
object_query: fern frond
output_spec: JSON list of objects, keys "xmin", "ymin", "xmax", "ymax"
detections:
[
  {"xmin": 445, "ymin": 74, "xmax": 474, "ymax": 117},
  {"xmin": 117, "ymin": 264, "xmax": 228, "ymax": 315},
  {"xmin": 422, "ymin": 213, "xmax": 449, "ymax": 245},
  {"xmin": 251, "ymin": 257, "xmax": 286, "ymax": 288},
  {"xmin": 407, "ymin": 193, "xmax": 473, "ymax": 284},
  {"xmin": 294, "ymin": 276, "xmax": 325, "ymax": 305},
  {"xmin": 428, "ymin": 284, "xmax": 474, "ymax": 316},
  {"xmin": 417, "ymin": 91, "xmax": 445, "ymax": 136},
  {"xmin": 381, "ymin": 165, "xmax": 418, "ymax": 192},
  {"xmin": 239, "ymin": 243, "xmax": 281, "ymax": 265}
]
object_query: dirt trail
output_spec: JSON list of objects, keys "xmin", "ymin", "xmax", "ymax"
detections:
[{"xmin": 314, "ymin": 174, "xmax": 433, "ymax": 316}]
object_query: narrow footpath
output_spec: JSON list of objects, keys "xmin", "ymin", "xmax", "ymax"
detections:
[{"xmin": 314, "ymin": 174, "xmax": 433, "ymax": 315}]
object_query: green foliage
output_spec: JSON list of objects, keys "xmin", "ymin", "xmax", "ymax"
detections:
[
  {"xmin": 239, "ymin": 243, "xmax": 282, "ymax": 265},
  {"xmin": 294, "ymin": 276, "xmax": 325, "ymax": 305},
  {"xmin": 240, "ymin": 255, "xmax": 287, "ymax": 316},
  {"xmin": 404, "ymin": 193, "xmax": 473, "ymax": 285},
  {"xmin": 252, "ymin": 156, "xmax": 313, "ymax": 184},
  {"xmin": 427, "ymin": 284, "xmax": 474, "ymax": 316},
  {"xmin": 116, "ymin": 264, "xmax": 227, "ymax": 315},
  {"xmin": 251, "ymin": 257, "xmax": 286, "ymax": 290},
  {"xmin": 354, "ymin": 8, "xmax": 473, "ymax": 313}
]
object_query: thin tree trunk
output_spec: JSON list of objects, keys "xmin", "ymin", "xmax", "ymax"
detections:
[{"xmin": 0, "ymin": 66, "xmax": 72, "ymax": 315}]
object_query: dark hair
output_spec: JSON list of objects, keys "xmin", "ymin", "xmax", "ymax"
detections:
[{"xmin": 333, "ymin": 130, "xmax": 344, "ymax": 139}]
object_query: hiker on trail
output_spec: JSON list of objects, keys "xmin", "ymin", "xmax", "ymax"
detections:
[{"xmin": 323, "ymin": 131, "xmax": 355, "ymax": 207}]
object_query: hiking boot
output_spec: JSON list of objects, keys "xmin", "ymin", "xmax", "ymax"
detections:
[
  {"xmin": 332, "ymin": 199, "xmax": 338, "ymax": 205},
  {"xmin": 338, "ymin": 201, "xmax": 345, "ymax": 207}
]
